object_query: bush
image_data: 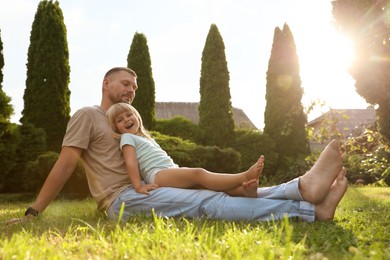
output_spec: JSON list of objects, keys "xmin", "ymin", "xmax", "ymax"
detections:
[
  {"xmin": 23, "ymin": 151, "xmax": 89, "ymax": 198},
  {"xmin": 232, "ymin": 129, "xmax": 277, "ymax": 172},
  {"xmin": 342, "ymin": 129, "xmax": 390, "ymax": 185},
  {"xmin": 3, "ymin": 123, "xmax": 47, "ymax": 193},
  {"xmin": 153, "ymin": 131, "xmax": 241, "ymax": 173},
  {"xmin": 0, "ymin": 123, "xmax": 19, "ymax": 191},
  {"xmin": 154, "ymin": 116, "xmax": 203, "ymax": 143}
]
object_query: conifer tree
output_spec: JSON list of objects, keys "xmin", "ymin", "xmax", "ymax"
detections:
[
  {"xmin": 332, "ymin": 0, "xmax": 390, "ymax": 146},
  {"xmin": 199, "ymin": 24, "xmax": 235, "ymax": 148},
  {"xmin": 0, "ymin": 29, "xmax": 12, "ymax": 124},
  {"xmin": 127, "ymin": 32, "xmax": 156, "ymax": 129},
  {"xmin": 0, "ymin": 29, "xmax": 18, "ymax": 190},
  {"xmin": 21, "ymin": 0, "xmax": 70, "ymax": 152},
  {"xmin": 264, "ymin": 24, "xmax": 309, "ymax": 174}
]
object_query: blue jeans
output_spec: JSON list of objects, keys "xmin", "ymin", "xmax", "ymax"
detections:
[{"xmin": 106, "ymin": 178, "xmax": 315, "ymax": 222}]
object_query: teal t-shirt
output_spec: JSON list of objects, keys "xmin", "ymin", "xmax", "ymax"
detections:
[{"xmin": 120, "ymin": 133, "xmax": 177, "ymax": 180}]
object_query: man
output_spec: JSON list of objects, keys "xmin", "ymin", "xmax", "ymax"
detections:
[{"xmin": 14, "ymin": 67, "xmax": 348, "ymax": 223}]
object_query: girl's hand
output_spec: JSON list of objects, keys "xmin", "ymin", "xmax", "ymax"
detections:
[{"xmin": 136, "ymin": 183, "xmax": 159, "ymax": 195}]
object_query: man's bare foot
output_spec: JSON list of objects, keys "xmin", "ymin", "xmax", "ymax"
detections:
[
  {"xmin": 299, "ymin": 139, "xmax": 343, "ymax": 204},
  {"xmin": 245, "ymin": 155, "xmax": 264, "ymax": 181},
  {"xmin": 315, "ymin": 167, "xmax": 348, "ymax": 221},
  {"xmin": 224, "ymin": 179, "xmax": 259, "ymax": 197}
]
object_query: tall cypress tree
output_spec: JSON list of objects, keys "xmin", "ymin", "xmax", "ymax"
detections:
[
  {"xmin": 264, "ymin": 24, "xmax": 309, "ymax": 174},
  {"xmin": 127, "ymin": 32, "xmax": 156, "ymax": 129},
  {"xmin": 332, "ymin": 0, "xmax": 390, "ymax": 146},
  {"xmin": 199, "ymin": 24, "xmax": 235, "ymax": 148},
  {"xmin": 21, "ymin": 0, "xmax": 70, "ymax": 152},
  {"xmin": 0, "ymin": 29, "xmax": 12, "ymax": 124},
  {"xmin": 0, "ymin": 29, "xmax": 18, "ymax": 190}
]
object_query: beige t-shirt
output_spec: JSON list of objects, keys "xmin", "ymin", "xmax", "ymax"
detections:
[{"xmin": 62, "ymin": 105, "xmax": 131, "ymax": 211}]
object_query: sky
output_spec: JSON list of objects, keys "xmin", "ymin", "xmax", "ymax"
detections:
[{"xmin": 0, "ymin": 0, "xmax": 369, "ymax": 129}]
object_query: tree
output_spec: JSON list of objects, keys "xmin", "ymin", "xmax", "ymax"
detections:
[
  {"xmin": 21, "ymin": 0, "xmax": 70, "ymax": 152},
  {"xmin": 127, "ymin": 32, "xmax": 156, "ymax": 129},
  {"xmin": 263, "ymin": 24, "xmax": 310, "ymax": 175},
  {"xmin": 0, "ymin": 28, "xmax": 19, "ymax": 190},
  {"xmin": 332, "ymin": 0, "xmax": 390, "ymax": 146},
  {"xmin": 198, "ymin": 24, "xmax": 235, "ymax": 148},
  {"xmin": 3, "ymin": 123, "xmax": 47, "ymax": 192}
]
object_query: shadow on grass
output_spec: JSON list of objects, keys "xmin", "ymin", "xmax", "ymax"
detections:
[{"xmin": 289, "ymin": 187, "xmax": 390, "ymax": 258}]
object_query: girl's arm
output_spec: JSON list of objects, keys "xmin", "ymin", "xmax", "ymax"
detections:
[{"xmin": 122, "ymin": 145, "xmax": 158, "ymax": 194}]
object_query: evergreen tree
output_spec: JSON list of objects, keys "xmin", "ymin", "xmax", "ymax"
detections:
[
  {"xmin": 0, "ymin": 29, "xmax": 12, "ymax": 124},
  {"xmin": 0, "ymin": 28, "xmax": 18, "ymax": 190},
  {"xmin": 127, "ymin": 32, "xmax": 156, "ymax": 129},
  {"xmin": 21, "ymin": 0, "xmax": 70, "ymax": 152},
  {"xmin": 263, "ymin": 24, "xmax": 309, "ymax": 174},
  {"xmin": 332, "ymin": 0, "xmax": 390, "ymax": 146},
  {"xmin": 198, "ymin": 24, "xmax": 235, "ymax": 148},
  {"xmin": 4, "ymin": 123, "xmax": 47, "ymax": 192}
]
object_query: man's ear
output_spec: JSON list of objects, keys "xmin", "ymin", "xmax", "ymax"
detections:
[{"xmin": 102, "ymin": 78, "xmax": 109, "ymax": 90}]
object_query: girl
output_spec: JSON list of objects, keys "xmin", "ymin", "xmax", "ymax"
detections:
[{"xmin": 106, "ymin": 103, "xmax": 264, "ymax": 197}]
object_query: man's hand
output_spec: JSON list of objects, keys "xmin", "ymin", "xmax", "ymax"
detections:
[
  {"xmin": 135, "ymin": 183, "xmax": 159, "ymax": 194},
  {"xmin": 3, "ymin": 214, "xmax": 35, "ymax": 226}
]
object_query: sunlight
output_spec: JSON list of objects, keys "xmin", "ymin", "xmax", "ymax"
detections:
[
  {"xmin": 298, "ymin": 29, "xmax": 355, "ymax": 87},
  {"xmin": 296, "ymin": 24, "xmax": 361, "ymax": 116}
]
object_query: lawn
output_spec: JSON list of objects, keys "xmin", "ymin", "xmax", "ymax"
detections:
[{"xmin": 0, "ymin": 187, "xmax": 389, "ymax": 259}]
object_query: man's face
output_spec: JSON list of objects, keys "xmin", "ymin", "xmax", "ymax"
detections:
[{"xmin": 104, "ymin": 70, "xmax": 138, "ymax": 104}]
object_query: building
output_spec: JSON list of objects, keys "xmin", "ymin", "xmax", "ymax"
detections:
[
  {"xmin": 307, "ymin": 107, "xmax": 376, "ymax": 151},
  {"xmin": 155, "ymin": 102, "xmax": 258, "ymax": 130}
]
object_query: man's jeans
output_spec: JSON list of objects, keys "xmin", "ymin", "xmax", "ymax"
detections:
[{"xmin": 107, "ymin": 178, "xmax": 315, "ymax": 222}]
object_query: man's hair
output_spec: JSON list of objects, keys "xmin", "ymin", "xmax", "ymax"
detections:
[{"xmin": 104, "ymin": 67, "xmax": 137, "ymax": 79}]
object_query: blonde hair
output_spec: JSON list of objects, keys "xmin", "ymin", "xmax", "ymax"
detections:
[{"xmin": 106, "ymin": 103, "xmax": 151, "ymax": 139}]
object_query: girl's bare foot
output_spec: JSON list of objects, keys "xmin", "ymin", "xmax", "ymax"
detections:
[
  {"xmin": 299, "ymin": 139, "xmax": 343, "ymax": 204},
  {"xmin": 315, "ymin": 167, "xmax": 348, "ymax": 221},
  {"xmin": 245, "ymin": 155, "xmax": 264, "ymax": 181},
  {"xmin": 224, "ymin": 179, "xmax": 259, "ymax": 197}
]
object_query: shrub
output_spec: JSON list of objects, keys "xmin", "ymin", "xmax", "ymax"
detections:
[
  {"xmin": 232, "ymin": 129, "xmax": 277, "ymax": 172},
  {"xmin": 23, "ymin": 151, "xmax": 89, "ymax": 198},
  {"xmin": 0, "ymin": 123, "xmax": 19, "ymax": 191},
  {"xmin": 154, "ymin": 116, "xmax": 203, "ymax": 143},
  {"xmin": 342, "ymin": 129, "xmax": 390, "ymax": 185},
  {"xmin": 153, "ymin": 131, "xmax": 241, "ymax": 173}
]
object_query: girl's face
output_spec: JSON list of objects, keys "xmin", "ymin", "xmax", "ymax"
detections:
[{"xmin": 115, "ymin": 110, "xmax": 140, "ymax": 135}]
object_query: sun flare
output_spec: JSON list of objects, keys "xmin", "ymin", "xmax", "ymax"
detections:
[{"xmin": 296, "ymin": 24, "xmax": 360, "ymax": 114}]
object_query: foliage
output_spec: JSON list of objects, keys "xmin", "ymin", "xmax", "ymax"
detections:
[
  {"xmin": 263, "ymin": 23, "xmax": 310, "ymax": 176},
  {"xmin": 3, "ymin": 123, "xmax": 47, "ymax": 192},
  {"xmin": 0, "ymin": 124, "xmax": 19, "ymax": 191},
  {"xmin": 0, "ymin": 29, "xmax": 18, "ymax": 191},
  {"xmin": 22, "ymin": 151, "xmax": 89, "ymax": 198},
  {"xmin": 152, "ymin": 131, "xmax": 241, "ymax": 173},
  {"xmin": 332, "ymin": 0, "xmax": 390, "ymax": 146},
  {"xmin": 198, "ymin": 24, "xmax": 235, "ymax": 148},
  {"xmin": 308, "ymin": 110, "xmax": 347, "ymax": 144},
  {"xmin": 342, "ymin": 128, "xmax": 390, "ymax": 185},
  {"xmin": 21, "ymin": 0, "xmax": 70, "ymax": 152},
  {"xmin": 127, "ymin": 32, "xmax": 156, "ymax": 129},
  {"xmin": 232, "ymin": 129, "xmax": 277, "ymax": 173},
  {"xmin": 0, "ymin": 29, "xmax": 13, "ymax": 123},
  {"xmin": 154, "ymin": 116, "xmax": 203, "ymax": 143},
  {"xmin": 1, "ymin": 187, "xmax": 389, "ymax": 259}
]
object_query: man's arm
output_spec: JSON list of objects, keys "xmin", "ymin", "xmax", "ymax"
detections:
[{"xmin": 30, "ymin": 146, "xmax": 82, "ymax": 214}]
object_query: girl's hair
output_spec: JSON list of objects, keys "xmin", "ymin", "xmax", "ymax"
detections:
[{"xmin": 106, "ymin": 103, "xmax": 151, "ymax": 139}]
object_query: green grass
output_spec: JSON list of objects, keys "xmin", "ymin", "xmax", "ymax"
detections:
[{"xmin": 0, "ymin": 187, "xmax": 389, "ymax": 259}]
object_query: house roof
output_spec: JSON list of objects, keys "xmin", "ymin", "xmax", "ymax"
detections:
[
  {"xmin": 307, "ymin": 107, "xmax": 376, "ymax": 137},
  {"xmin": 155, "ymin": 102, "xmax": 258, "ymax": 129}
]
